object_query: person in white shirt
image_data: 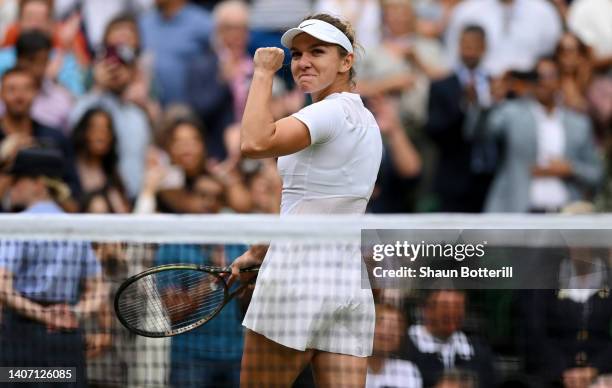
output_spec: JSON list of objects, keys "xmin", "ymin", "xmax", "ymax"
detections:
[
  {"xmin": 229, "ymin": 13, "xmax": 383, "ymax": 388},
  {"xmin": 445, "ymin": 0, "xmax": 562, "ymax": 76}
]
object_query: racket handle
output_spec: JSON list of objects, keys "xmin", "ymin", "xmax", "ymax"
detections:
[{"xmin": 240, "ymin": 265, "xmax": 260, "ymax": 273}]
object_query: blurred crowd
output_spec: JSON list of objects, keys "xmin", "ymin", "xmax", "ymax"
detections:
[
  {"xmin": 0, "ymin": 0, "xmax": 610, "ymax": 216},
  {"xmin": 0, "ymin": 0, "xmax": 611, "ymax": 387}
]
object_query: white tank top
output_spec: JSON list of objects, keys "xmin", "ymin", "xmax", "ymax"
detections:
[{"xmin": 278, "ymin": 92, "xmax": 383, "ymax": 215}]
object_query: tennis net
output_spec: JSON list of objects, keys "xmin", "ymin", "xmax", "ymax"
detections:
[{"xmin": 0, "ymin": 214, "xmax": 611, "ymax": 388}]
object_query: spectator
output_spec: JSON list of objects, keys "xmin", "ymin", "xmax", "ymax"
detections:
[
  {"xmin": 426, "ymin": 25, "xmax": 496, "ymax": 212},
  {"xmin": 186, "ymin": 0, "xmax": 247, "ymax": 161},
  {"xmin": 0, "ymin": 66, "xmax": 79, "ymax": 209},
  {"xmin": 0, "ymin": 147, "xmax": 106, "ymax": 387},
  {"xmin": 522, "ymin": 247, "xmax": 612, "ymax": 386},
  {"xmin": 70, "ymin": 108, "xmax": 130, "ymax": 213},
  {"xmin": 367, "ymin": 95, "xmax": 422, "ymax": 213},
  {"xmin": 102, "ymin": 13, "xmax": 161, "ymax": 125},
  {"xmin": 314, "ymin": 0, "xmax": 381, "ymax": 49},
  {"xmin": 366, "ymin": 304, "xmax": 422, "ymax": 388},
  {"xmin": 139, "ymin": 0, "xmax": 213, "ymax": 105},
  {"xmin": 157, "ymin": 118, "xmax": 252, "ymax": 213},
  {"xmin": 54, "ymin": 0, "xmax": 153, "ymax": 50},
  {"xmin": 405, "ymin": 290, "xmax": 496, "ymax": 388},
  {"xmin": 0, "ymin": 30, "xmax": 74, "ymax": 132},
  {"xmin": 357, "ymin": 0, "xmax": 447, "ymax": 129},
  {"xmin": 484, "ymin": 57, "xmax": 602, "ymax": 213},
  {"xmin": 555, "ymin": 32, "xmax": 592, "ymax": 113},
  {"xmin": 445, "ymin": 0, "xmax": 562, "ymax": 76},
  {"xmin": 0, "ymin": 0, "xmax": 85, "ymax": 95},
  {"xmin": 68, "ymin": 41, "xmax": 152, "ymax": 200}
]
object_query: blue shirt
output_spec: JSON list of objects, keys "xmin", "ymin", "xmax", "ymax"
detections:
[
  {"xmin": 0, "ymin": 202, "xmax": 101, "ymax": 304},
  {"xmin": 139, "ymin": 4, "xmax": 213, "ymax": 105},
  {"xmin": 154, "ymin": 243, "xmax": 246, "ymax": 361},
  {"xmin": 0, "ymin": 48, "xmax": 85, "ymax": 96}
]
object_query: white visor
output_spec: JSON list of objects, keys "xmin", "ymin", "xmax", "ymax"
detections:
[{"xmin": 281, "ymin": 19, "xmax": 353, "ymax": 54}]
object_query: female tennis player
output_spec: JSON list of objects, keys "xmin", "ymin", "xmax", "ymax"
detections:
[{"xmin": 231, "ymin": 13, "xmax": 383, "ymax": 387}]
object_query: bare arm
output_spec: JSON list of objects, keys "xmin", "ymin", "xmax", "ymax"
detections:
[
  {"xmin": 240, "ymin": 48, "xmax": 311, "ymax": 159},
  {"xmin": 73, "ymin": 273, "xmax": 107, "ymax": 317},
  {"xmin": 0, "ymin": 268, "xmax": 48, "ymax": 323}
]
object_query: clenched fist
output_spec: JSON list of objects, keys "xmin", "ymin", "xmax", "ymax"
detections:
[{"xmin": 253, "ymin": 47, "xmax": 285, "ymax": 73}]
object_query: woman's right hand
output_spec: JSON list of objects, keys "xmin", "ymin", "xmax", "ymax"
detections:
[
  {"xmin": 253, "ymin": 47, "xmax": 285, "ymax": 74},
  {"xmin": 228, "ymin": 249, "xmax": 264, "ymax": 287}
]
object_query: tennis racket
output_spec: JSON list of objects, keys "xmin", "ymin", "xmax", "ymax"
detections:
[{"xmin": 114, "ymin": 264, "xmax": 259, "ymax": 337}]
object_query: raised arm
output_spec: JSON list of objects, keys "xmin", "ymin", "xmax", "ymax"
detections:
[{"xmin": 240, "ymin": 48, "xmax": 310, "ymax": 159}]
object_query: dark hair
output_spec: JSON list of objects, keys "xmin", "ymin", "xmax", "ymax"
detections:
[
  {"xmin": 71, "ymin": 108, "xmax": 124, "ymax": 190},
  {"xmin": 16, "ymin": 30, "xmax": 52, "ymax": 59},
  {"xmin": 1, "ymin": 66, "xmax": 35, "ymax": 84},
  {"xmin": 301, "ymin": 13, "xmax": 358, "ymax": 85},
  {"xmin": 162, "ymin": 118, "xmax": 208, "ymax": 174},
  {"xmin": 102, "ymin": 13, "xmax": 141, "ymax": 55},
  {"xmin": 461, "ymin": 24, "xmax": 486, "ymax": 40}
]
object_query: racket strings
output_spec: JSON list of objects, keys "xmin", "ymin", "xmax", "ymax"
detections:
[{"xmin": 116, "ymin": 269, "xmax": 226, "ymax": 335}]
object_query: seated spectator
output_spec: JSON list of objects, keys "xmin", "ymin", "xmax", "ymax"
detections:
[
  {"xmin": 70, "ymin": 108, "xmax": 130, "ymax": 213},
  {"xmin": 405, "ymin": 290, "xmax": 496, "ymax": 388},
  {"xmin": 101, "ymin": 13, "xmax": 161, "ymax": 125},
  {"xmin": 0, "ymin": 0, "xmax": 85, "ymax": 95},
  {"xmin": 445, "ymin": 0, "xmax": 562, "ymax": 76},
  {"xmin": 0, "ymin": 66, "xmax": 79, "ymax": 210},
  {"xmin": 157, "ymin": 118, "xmax": 251, "ymax": 213},
  {"xmin": 426, "ymin": 25, "xmax": 497, "ymax": 212},
  {"xmin": 522, "ymin": 247, "xmax": 612, "ymax": 387},
  {"xmin": 68, "ymin": 42, "xmax": 152, "ymax": 200},
  {"xmin": 0, "ymin": 30, "xmax": 74, "ymax": 132},
  {"xmin": 139, "ymin": 0, "xmax": 213, "ymax": 106},
  {"xmin": 484, "ymin": 57, "xmax": 602, "ymax": 213},
  {"xmin": 555, "ymin": 32, "xmax": 592, "ymax": 113},
  {"xmin": 366, "ymin": 303, "xmax": 422, "ymax": 388},
  {"xmin": 186, "ymin": 0, "xmax": 248, "ymax": 161}
]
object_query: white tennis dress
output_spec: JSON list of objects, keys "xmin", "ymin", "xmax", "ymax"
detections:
[{"xmin": 242, "ymin": 92, "xmax": 383, "ymax": 357}]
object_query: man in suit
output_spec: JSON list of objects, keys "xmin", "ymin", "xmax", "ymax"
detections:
[
  {"xmin": 404, "ymin": 290, "xmax": 496, "ymax": 388},
  {"xmin": 484, "ymin": 57, "xmax": 602, "ymax": 213},
  {"xmin": 426, "ymin": 25, "xmax": 494, "ymax": 212}
]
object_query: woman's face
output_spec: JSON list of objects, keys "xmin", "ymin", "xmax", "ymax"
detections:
[
  {"xmin": 86, "ymin": 113, "xmax": 114, "ymax": 158},
  {"xmin": 168, "ymin": 124, "xmax": 205, "ymax": 176},
  {"xmin": 290, "ymin": 33, "xmax": 350, "ymax": 94}
]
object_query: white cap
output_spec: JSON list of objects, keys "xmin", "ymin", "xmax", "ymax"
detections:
[{"xmin": 281, "ymin": 19, "xmax": 353, "ymax": 54}]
